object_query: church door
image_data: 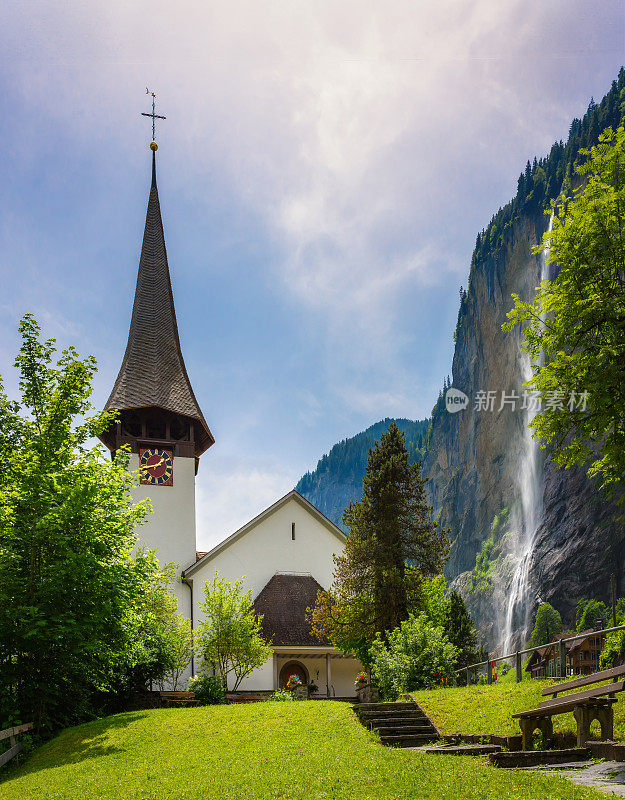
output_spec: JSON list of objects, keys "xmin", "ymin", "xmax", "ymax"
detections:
[{"xmin": 280, "ymin": 661, "xmax": 308, "ymax": 689}]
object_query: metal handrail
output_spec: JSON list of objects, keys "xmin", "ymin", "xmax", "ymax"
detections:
[{"xmin": 456, "ymin": 623, "xmax": 625, "ymax": 675}]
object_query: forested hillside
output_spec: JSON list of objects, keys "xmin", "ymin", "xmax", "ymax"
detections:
[{"xmin": 296, "ymin": 418, "xmax": 429, "ymax": 529}]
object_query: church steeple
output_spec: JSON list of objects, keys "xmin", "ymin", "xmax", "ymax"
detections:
[{"xmin": 99, "ymin": 144, "xmax": 214, "ymax": 459}]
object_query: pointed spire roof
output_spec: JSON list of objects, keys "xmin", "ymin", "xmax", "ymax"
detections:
[{"xmin": 104, "ymin": 148, "xmax": 214, "ymax": 455}]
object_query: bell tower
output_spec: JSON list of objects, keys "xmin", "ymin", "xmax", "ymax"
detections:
[{"xmin": 99, "ymin": 136, "xmax": 214, "ymax": 614}]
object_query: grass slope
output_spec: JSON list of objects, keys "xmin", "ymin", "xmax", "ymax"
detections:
[
  {"xmin": 0, "ymin": 701, "xmax": 607, "ymax": 800},
  {"xmin": 413, "ymin": 679, "xmax": 625, "ymax": 740}
]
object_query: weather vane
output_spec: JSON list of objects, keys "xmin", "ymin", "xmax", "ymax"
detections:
[{"xmin": 141, "ymin": 88, "xmax": 166, "ymax": 143}]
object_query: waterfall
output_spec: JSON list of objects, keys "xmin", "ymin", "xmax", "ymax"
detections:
[{"xmin": 500, "ymin": 213, "xmax": 553, "ymax": 654}]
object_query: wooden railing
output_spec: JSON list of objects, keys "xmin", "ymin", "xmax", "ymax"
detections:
[
  {"xmin": 455, "ymin": 623, "xmax": 625, "ymax": 684},
  {"xmin": 0, "ymin": 723, "xmax": 33, "ymax": 768}
]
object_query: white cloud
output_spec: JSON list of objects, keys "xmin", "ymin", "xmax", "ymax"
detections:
[
  {"xmin": 0, "ymin": 0, "xmax": 621, "ymax": 460},
  {"xmin": 195, "ymin": 456, "xmax": 294, "ymax": 550}
]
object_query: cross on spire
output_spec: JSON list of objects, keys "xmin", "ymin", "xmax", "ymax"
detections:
[{"xmin": 141, "ymin": 88, "xmax": 166, "ymax": 142}]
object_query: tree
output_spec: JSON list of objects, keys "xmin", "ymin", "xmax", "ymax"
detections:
[
  {"xmin": 310, "ymin": 423, "xmax": 449, "ymax": 662},
  {"xmin": 600, "ymin": 629, "xmax": 625, "ymax": 668},
  {"xmin": 369, "ymin": 613, "xmax": 457, "ymax": 699},
  {"xmin": 529, "ymin": 603, "xmax": 562, "ymax": 647},
  {"xmin": 576, "ymin": 599, "xmax": 607, "ymax": 632},
  {"xmin": 504, "ymin": 125, "xmax": 625, "ymax": 502},
  {"xmin": 195, "ymin": 573, "xmax": 271, "ymax": 691},
  {"xmin": 443, "ymin": 591, "xmax": 478, "ymax": 670},
  {"xmin": 122, "ymin": 568, "xmax": 194, "ymax": 692},
  {"xmin": 0, "ymin": 314, "xmax": 157, "ymax": 735},
  {"xmin": 160, "ymin": 611, "xmax": 195, "ymax": 691}
]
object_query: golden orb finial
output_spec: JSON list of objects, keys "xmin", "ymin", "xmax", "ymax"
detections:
[{"xmin": 150, "ymin": 141, "xmax": 158, "ymax": 151}]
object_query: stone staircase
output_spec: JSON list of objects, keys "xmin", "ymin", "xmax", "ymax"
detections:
[{"xmin": 354, "ymin": 701, "xmax": 440, "ymax": 748}]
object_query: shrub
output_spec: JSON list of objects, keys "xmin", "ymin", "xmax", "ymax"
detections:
[
  {"xmin": 188, "ymin": 673, "xmax": 226, "ymax": 705},
  {"xmin": 600, "ymin": 630, "xmax": 625, "ymax": 669},
  {"xmin": 369, "ymin": 613, "xmax": 458, "ymax": 699},
  {"xmin": 267, "ymin": 690, "xmax": 294, "ymax": 702}
]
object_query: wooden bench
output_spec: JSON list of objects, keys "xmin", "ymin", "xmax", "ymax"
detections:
[
  {"xmin": 513, "ymin": 664, "xmax": 625, "ymax": 749},
  {"xmin": 159, "ymin": 691, "xmax": 199, "ymax": 707},
  {"xmin": 0, "ymin": 722, "xmax": 34, "ymax": 768}
]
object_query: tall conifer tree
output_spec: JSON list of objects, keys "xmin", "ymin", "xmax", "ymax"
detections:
[{"xmin": 310, "ymin": 423, "xmax": 449, "ymax": 661}]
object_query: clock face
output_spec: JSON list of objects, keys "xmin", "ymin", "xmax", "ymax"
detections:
[{"xmin": 140, "ymin": 447, "xmax": 174, "ymax": 486}]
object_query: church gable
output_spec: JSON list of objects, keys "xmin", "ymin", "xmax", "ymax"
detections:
[{"xmin": 184, "ymin": 491, "xmax": 345, "ymax": 598}]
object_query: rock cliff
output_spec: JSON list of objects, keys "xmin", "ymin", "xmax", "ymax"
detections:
[
  {"xmin": 423, "ymin": 208, "xmax": 625, "ymax": 650},
  {"xmin": 421, "ymin": 71, "xmax": 625, "ymax": 648}
]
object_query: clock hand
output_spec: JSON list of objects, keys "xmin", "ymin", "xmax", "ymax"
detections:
[{"xmin": 142, "ymin": 457, "xmax": 164, "ymax": 471}]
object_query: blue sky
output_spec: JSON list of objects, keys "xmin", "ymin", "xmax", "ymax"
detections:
[{"xmin": 1, "ymin": 1, "xmax": 623, "ymax": 548}]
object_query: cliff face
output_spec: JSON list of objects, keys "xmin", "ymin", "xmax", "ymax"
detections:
[{"xmin": 423, "ymin": 208, "xmax": 625, "ymax": 648}]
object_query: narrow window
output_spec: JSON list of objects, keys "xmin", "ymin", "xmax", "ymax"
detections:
[{"xmin": 291, "ymin": 522, "xmax": 296, "ymax": 540}]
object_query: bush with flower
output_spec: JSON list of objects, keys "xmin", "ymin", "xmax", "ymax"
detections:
[
  {"xmin": 354, "ymin": 671, "xmax": 368, "ymax": 689},
  {"xmin": 286, "ymin": 674, "xmax": 303, "ymax": 691}
]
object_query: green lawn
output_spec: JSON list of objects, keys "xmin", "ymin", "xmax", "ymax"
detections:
[
  {"xmin": 0, "ymin": 701, "xmax": 608, "ymax": 799},
  {"xmin": 413, "ymin": 679, "xmax": 625, "ymax": 740}
]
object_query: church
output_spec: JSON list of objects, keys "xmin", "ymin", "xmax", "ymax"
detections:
[{"xmin": 97, "ymin": 138, "xmax": 362, "ymax": 698}]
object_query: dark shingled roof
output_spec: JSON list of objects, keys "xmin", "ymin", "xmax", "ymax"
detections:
[
  {"xmin": 104, "ymin": 151, "xmax": 213, "ymax": 454},
  {"xmin": 254, "ymin": 573, "xmax": 330, "ymax": 647}
]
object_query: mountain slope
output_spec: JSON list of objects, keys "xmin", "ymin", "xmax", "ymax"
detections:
[
  {"xmin": 296, "ymin": 418, "xmax": 428, "ymax": 529},
  {"xmin": 423, "ymin": 69, "xmax": 625, "ymax": 647}
]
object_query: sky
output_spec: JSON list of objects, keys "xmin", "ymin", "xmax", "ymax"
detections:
[{"xmin": 0, "ymin": 1, "xmax": 623, "ymax": 549}]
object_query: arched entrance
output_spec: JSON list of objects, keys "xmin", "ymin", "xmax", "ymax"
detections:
[{"xmin": 280, "ymin": 661, "xmax": 308, "ymax": 689}]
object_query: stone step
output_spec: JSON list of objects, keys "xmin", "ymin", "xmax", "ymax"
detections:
[
  {"xmin": 491, "ymin": 748, "xmax": 590, "ymax": 769},
  {"xmin": 373, "ymin": 725, "xmax": 438, "ymax": 736},
  {"xmin": 380, "ymin": 733, "xmax": 439, "ymax": 747},
  {"xmin": 368, "ymin": 717, "xmax": 433, "ymax": 728},
  {"xmin": 356, "ymin": 702, "xmax": 417, "ymax": 712},
  {"xmin": 425, "ymin": 744, "xmax": 502, "ymax": 756},
  {"xmin": 364, "ymin": 716, "xmax": 429, "ymax": 728},
  {"xmin": 358, "ymin": 709, "xmax": 424, "ymax": 719}
]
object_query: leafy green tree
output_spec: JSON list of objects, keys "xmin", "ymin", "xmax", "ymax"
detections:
[
  {"xmin": 310, "ymin": 423, "xmax": 449, "ymax": 663},
  {"xmin": 120, "ymin": 568, "xmax": 194, "ymax": 692},
  {"xmin": 418, "ymin": 574, "xmax": 448, "ymax": 627},
  {"xmin": 576, "ymin": 599, "xmax": 607, "ymax": 632},
  {"xmin": 600, "ymin": 629, "xmax": 625, "ymax": 668},
  {"xmin": 195, "ymin": 573, "xmax": 271, "ymax": 692},
  {"xmin": 0, "ymin": 315, "xmax": 156, "ymax": 735},
  {"xmin": 504, "ymin": 125, "xmax": 625, "ymax": 501},
  {"xmin": 529, "ymin": 603, "xmax": 562, "ymax": 647},
  {"xmin": 443, "ymin": 591, "xmax": 478, "ymax": 670},
  {"xmin": 159, "ymin": 609, "xmax": 195, "ymax": 691},
  {"xmin": 369, "ymin": 613, "xmax": 457, "ymax": 699}
]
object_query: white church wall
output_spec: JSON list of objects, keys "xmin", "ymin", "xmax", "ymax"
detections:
[
  {"xmin": 236, "ymin": 659, "xmax": 274, "ymax": 692},
  {"xmin": 185, "ymin": 493, "xmax": 365, "ymax": 694},
  {"xmin": 275, "ymin": 655, "xmax": 327, "ymax": 692},
  {"xmin": 189, "ymin": 496, "xmax": 343, "ymax": 620},
  {"xmin": 129, "ymin": 452, "xmax": 197, "ymax": 618},
  {"xmin": 236, "ymin": 654, "xmax": 361, "ymax": 695},
  {"xmin": 327, "ymin": 657, "xmax": 361, "ymax": 697},
  {"xmin": 273, "ymin": 655, "xmax": 360, "ymax": 697}
]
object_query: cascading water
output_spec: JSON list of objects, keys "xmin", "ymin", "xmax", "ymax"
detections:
[{"xmin": 501, "ymin": 213, "xmax": 554, "ymax": 654}]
